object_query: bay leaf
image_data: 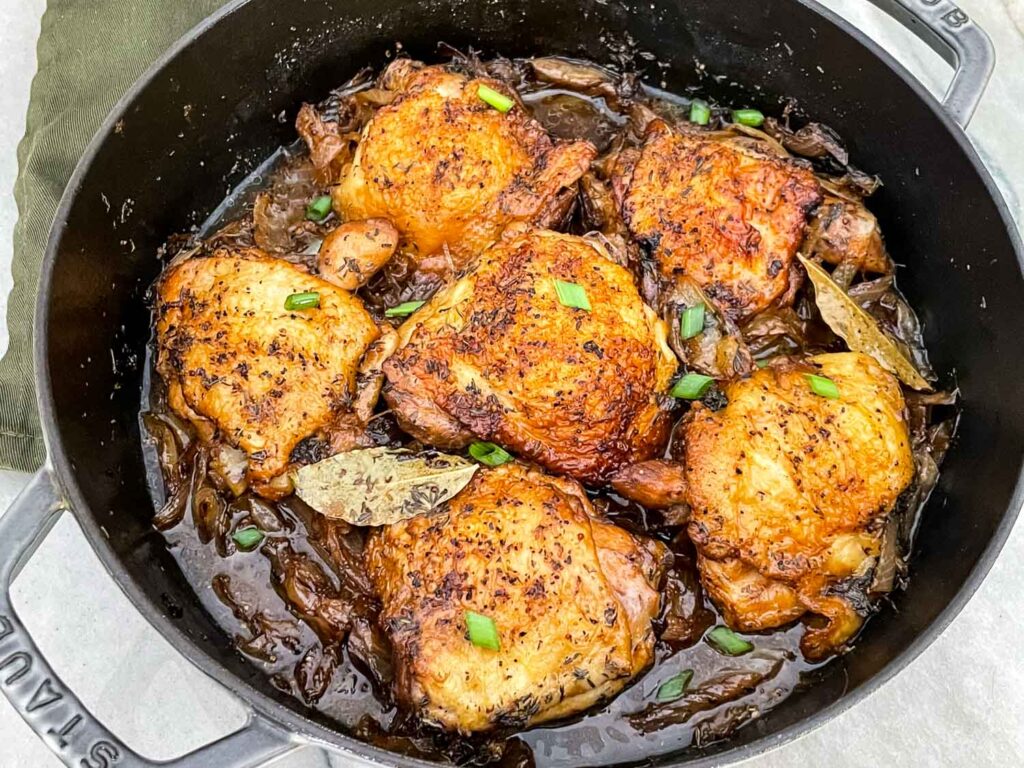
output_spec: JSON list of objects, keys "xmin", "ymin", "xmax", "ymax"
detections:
[
  {"xmin": 798, "ymin": 254, "xmax": 932, "ymax": 391},
  {"xmin": 292, "ymin": 447, "xmax": 478, "ymax": 526}
]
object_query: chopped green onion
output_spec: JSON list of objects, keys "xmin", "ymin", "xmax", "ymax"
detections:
[
  {"xmin": 284, "ymin": 291, "xmax": 320, "ymax": 311},
  {"xmin": 232, "ymin": 526, "xmax": 264, "ymax": 552},
  {"xmin": 477, "ymin": 84, "xmax": 515, "ymax": 113},
  {"xmin": 806, "ymin": 374, "xmax": 840, "ymax": 399},
  {"xmin": 554, "ymin": 279, "xmax": 591, "ymax": 311},
  {"xmin": 384, "ymin": 300, "xmax": 425, "ymax": 318},
  {"xmin": 468, "ymin": 441, "xmax": 512, "ymax": 467},
  {"xmin": 656, "ymin": 669, "xmax": 694, "ymax": 702},
  {"xmin": 679, "ymin": 304, "xmax": 706, "ymax": 340},
  {"xmin": 305, "ymin": 195, "xmax": 333, "ymax": 221},
  {"xmin": 670, "ymin": 373, "xmax": 715, "ymax": 400},
  {"xmin": 756, "ymin": 359, "xmax": 770, "ymax": 368},
  {"xmin": 731, "ymin": 108, "xmax": 765, "ymax": 127},
  {"xmin": 689, "ymin": 100, "xmax": 711, "ymax": 126},
  {"xmin": 706, "ymin": 625, "xmax": 754, "ymax": 656},
  {"xmin": 465, "ymin": 610, "xmax": 500, "ymax": 650}
]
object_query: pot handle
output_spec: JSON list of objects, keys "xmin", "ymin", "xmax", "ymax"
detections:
[
  {"xmin": 864, "ymin": 0, "xmax": 994, "ymax": 127},
  {"xmin": 0, "ymin": 468, "xmax": 299, "ymax": 768}
]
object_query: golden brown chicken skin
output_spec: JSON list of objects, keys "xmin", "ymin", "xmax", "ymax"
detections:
[
  {"xmin": 335, "ymin": 61, "xmax": 596, "ymax": 278},
  {"xmin": 684, "ymin": 353, "xmax": 913, "ymax": 658},
  {"xmin": 382, "ymin": 228, "xmax": 678, "ymax": 483},
  {"xmin": 612, "ymin": 120, "xmax": 822, "ymax": 320},
  {"xmin": 611, "ymin": 352, "xmax": 913, "ymax": 658},
  {"xmin": 365, "ymin": 462, "xmax": 668, "ymax": 732},
  {"xmin": 155, "ymin": 248, "xmax": 383, "ymax": 491}
]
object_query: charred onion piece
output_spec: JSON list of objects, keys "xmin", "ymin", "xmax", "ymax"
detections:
[
  {"xmin": 629, "ymin": 656, "xmax": 785, "ymax": 733},
  {"xmin": 665, "ymin": 278, "xmax": 754, "ymax": 380}
]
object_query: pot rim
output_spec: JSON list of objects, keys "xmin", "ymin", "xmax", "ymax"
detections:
[{"xmin": 32, "ymin": 0, "xmax": 1024, "ymax": 765}]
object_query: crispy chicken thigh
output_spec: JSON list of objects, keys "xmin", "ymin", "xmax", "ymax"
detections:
[
  {"xmin": 155, "ymin": 248, "xmax": 386, "ymax": 491},
  {"xmin": 335, "ymin": 61, "xmax": 596, "ymax": 277},
  {"xmin": 612, "ymin": 120, "xmax": 822, "ymax": 320},
  {"xmin": 382, "ymin": 227, "xmax": 678, "ymax": 482},
  {"xmin": 686, "ymin": 353, "xmax": 913, "ymax": 657},
  {"xmin": 612, "ymin": 353, "xmax": 913, "ymax": 658},
  {"xmin": 365, "ymin": 462, "xmax": 668, "ymax": 732}
]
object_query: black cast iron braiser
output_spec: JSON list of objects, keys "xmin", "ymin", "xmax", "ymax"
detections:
[{"xmin": 1, "ymin": 0, "xmax": 1021, "ymax": 766}]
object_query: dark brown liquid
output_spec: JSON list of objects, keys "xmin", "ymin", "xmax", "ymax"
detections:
[{"xmin": 140, "ymin": 56, "xmax": 952, "ymax": 766}]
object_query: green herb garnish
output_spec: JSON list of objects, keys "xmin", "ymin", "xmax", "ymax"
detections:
[
  {"xmin": 305, "ymin": 195, "xmax": 333, "ymax": 221},
  {"xmin": 656, "ymin": 669, "xmax": 694, "ymax": 702},
  {"xmin": 706, "ymin": 625, "xmax": 754, "ymax": 656},
  {"xmin": 477, "ymin": 84, "xmax": 515, "ymax": 113},
  {"xmin": 554, "ymin": 279, "xmax": 591, "ymax": 311},
  {"xmin": 689, "ymin": 100, "xmax": 711, "ymax": 125},
  {"xmin": 670, "ymin": 373, "xmax": 715, "ymax": 400},
  {"xmin": 680, "ymin": 304, "xmax": 706, "ymax": 340},
  {"xmin": 465, "ymin": 610, "xmax": 500, "ymax": 650},
  {"xmin": 232, "ymin": 526, "xmax": 264, "ymax": 552},
  {"xmin": 806, "ymin": 374, "xmax": 840, "ymax": 399},
  {"xmin": 385, "ymin": 300, "xmax": 426, "ymax": 318},
  {"xmin": 468, "ymin": 442, "xmax": 512, "ymax": 467},
  {"xmin": 732, "ymin": 108, "xmax": 765, "ymax": 127},
  {"xmin": 284, "ymin": 291, "xmax": 320, "ymax": 311}
]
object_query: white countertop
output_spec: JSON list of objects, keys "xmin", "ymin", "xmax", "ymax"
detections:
[{"xmin": 0, "ymin": 1, "xmax": 1022, "ymax": 766}]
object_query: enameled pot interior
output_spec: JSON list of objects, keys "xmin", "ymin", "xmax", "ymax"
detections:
[{"xmin": 39, "ymin": 0, "xmax": 1024, "ymax": 764}]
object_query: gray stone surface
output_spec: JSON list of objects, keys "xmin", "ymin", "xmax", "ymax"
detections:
[{"xmin": 0, "ymin": 1, "xmax": 1022, "ymax": 765}]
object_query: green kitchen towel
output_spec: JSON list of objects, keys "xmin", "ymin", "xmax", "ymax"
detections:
[{"xmin": 2, "ymin": 0, "xmax": 228, "ymax": 470}]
